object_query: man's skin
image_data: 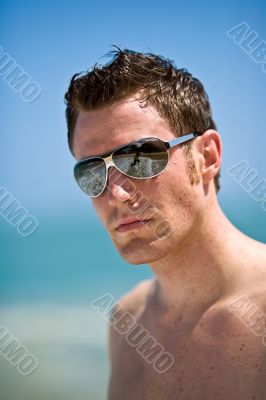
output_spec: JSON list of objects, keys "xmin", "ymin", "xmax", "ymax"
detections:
[{"xmin": 73, "ymin": 93, "xmax": 266, "ymax": 399}]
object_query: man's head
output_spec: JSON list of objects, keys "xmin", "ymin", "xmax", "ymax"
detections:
[{"xmin": 64, "ymin": 47, "xmax": 222, "ymax": 265}]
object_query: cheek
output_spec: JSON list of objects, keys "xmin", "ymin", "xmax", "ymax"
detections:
[{"xmin": 158, "ymin": 166, "xmax": 200, "ymax": 219}]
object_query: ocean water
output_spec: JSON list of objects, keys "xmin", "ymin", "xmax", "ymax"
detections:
[
  {"xmin": 0, "ymin": 200, "xmax": 265, "ymax": 400},
  {"xmin": 0, "ymin": 212, "xmax": 152, "ymax": 400},
  {"xmin": 0, "ymin": 212, "xmax": 153, "ymax": 304}
]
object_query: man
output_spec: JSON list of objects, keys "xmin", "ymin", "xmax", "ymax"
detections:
[{"xmin": 65, "ymin": 47, "xmax": 266, "ymax": 399}]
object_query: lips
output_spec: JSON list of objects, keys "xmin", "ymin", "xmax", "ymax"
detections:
[{"xmin": 115, "ymin": 217, "xmax": 152, "ymax": 232}]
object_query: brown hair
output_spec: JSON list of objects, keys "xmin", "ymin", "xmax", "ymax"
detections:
[{"xmin": 64, "ymin": 46, "xmax": 221, "ymax": 192}]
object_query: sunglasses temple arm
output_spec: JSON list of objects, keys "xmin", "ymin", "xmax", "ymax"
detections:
[{"xmin": 168, "ymin": 132, "xmax": 200, "ymax": 148}]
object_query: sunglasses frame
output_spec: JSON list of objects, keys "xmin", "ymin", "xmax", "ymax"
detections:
[{"xmin": 74, "ymin": 131, "xmax": 202, "ymax": 197}]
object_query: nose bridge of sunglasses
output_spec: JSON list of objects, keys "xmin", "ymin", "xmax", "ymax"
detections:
[
  {"xmin": 103, "ymin": 154, "xmax": 115, "ymax": 167},
  {"xmin": 103, "ymin": 155, "xmax": 136, "ymax": 194},
  {"xmin": 104, "ymin": 155, "xmax": 122, "ymax": 181}
]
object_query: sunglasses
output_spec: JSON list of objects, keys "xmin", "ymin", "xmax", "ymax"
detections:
[{"xmin": 74, "ymin": 132, "xmax": 202, "ymax": 197}]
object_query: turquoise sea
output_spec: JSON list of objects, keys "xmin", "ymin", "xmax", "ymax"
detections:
[{"xmin": 0, "ymin": 212, "xmax": 153, "ymax": 400}]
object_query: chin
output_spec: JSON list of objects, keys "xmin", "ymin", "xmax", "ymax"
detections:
[{"xmin": 114, "ymin": 237, "xmax": 168, "ymax": 265}]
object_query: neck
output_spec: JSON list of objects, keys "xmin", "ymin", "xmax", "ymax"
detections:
[{"xmin": 149, "ymin": 199, "xmax": 251, "ymax": 322}]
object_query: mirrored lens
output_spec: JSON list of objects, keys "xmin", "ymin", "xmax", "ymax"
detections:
[
  {"xmin": 113, "ymin": 138, "xmax": 168, "ymax": 178},
  {"xmin": 74, "ymin": 158, "xmax": 106, "ymax": 196}
]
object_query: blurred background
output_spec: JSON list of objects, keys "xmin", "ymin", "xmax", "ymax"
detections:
[{"xmin": 0, "ymin": 0, "xmax": 266, "ymax": 399}]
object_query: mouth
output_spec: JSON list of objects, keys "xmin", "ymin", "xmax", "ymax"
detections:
[{"xmin": 116, "ymin": 218, "xmax": 152, "ymax": 233}]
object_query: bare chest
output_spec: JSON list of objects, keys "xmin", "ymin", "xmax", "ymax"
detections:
[{"xmin": 108, "ymin": 315, "xmax": 266, "ymax": 400}]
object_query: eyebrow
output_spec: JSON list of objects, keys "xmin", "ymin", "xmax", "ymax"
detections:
[
  {"xmin": 78, "ymin": 132, "xmax": 201, "ymax": 162},
  {"xmin": 78, "ymin": 137, "xmax": 145, "ymax": 161}
]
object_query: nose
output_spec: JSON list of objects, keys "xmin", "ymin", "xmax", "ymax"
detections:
[{"xmin": 105, "ymin": 167, "xmax": 137, "ymax": 207}]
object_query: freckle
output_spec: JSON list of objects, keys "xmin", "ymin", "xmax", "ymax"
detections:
[
  {"xmin": 179, "ymin": 387, "xmax": 183, "ymax": 392},
  {"xmin": 210, "ymin": 366, "xmax": 214, "ymax": 370},
  {"xmin": 254, "ymin": 364, "xmax": 258, "ymax": 368}
]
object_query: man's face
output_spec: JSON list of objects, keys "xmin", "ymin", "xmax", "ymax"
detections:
[{"xmin": 73, "ymin": 94, "xmax": 204, "ymax": 265}]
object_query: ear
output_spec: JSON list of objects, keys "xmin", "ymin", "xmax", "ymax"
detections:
[{"xmin": 197, "ymin": 130, "xmax": 222, "ymax": 185}]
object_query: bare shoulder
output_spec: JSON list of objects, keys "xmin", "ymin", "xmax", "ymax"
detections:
[
  {"xmin": 198, "ymin": 283, "xmax": 266, "ymax": 352},
  {"xmin": 116, "ymin": 278, "xmax": 155, "ymax": 315},
  {"xmin": 197, "ymin": 236, "xmax": 266, "ymax": 343},
  {"xmin": 243, "ymin": 234, "xmax": 266, "ymax": 268},
  {"xmin": 107, "ymin": 278, "xmax": 155, "ymax": 364},
  {"xmin": 224, "ymin": 236, "xmax": 266, "ymax": 319}
]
